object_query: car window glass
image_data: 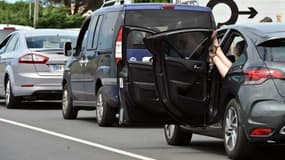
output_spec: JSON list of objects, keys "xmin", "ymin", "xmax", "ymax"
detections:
[
  {"xmin": 26, "ymin": 35, "xmax": 76, "ymax": 49},
  {"xmin": 91, "ymin": 15, "xmax": 103, "ymax": 49},
  {"xmin": 0, "ymin": 35, "xmax": 12, "ymax": 54},
  {"xmin": 126, "ymin": 10, "xmax": 214, "ymax": 32},
  {"xmin": 97, "ymin": 12, "xmax": 119, "ymax": 50},
  {"xmin": 74, "ymin": 17, "xmax": 91, "ymax": 56},
  {"xmin": 5, "ymin": 34, "xmax": 18, "ymax": 52},
  {"xmin": 226, "ymin": 35, "xmax": 246, "ymax": 59},
  {"xmin": 257, "ymin": 38, "xmax": 285, "ymax": 62},
  {"xmin": 165, "ymin": 31, "xmax": 209, "ymax": 60},
  {"xmin": 126, "ymin": 30, "xmax": 152, "ymax": 62}
]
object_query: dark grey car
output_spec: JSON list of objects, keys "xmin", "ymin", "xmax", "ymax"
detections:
[
  {"xmin": 0, "ymin": 29, "xmax": 78, "ymax": 108},
  {"xmin": 143, "ymin": 23, "xmax": 285, "ymax": 159}
]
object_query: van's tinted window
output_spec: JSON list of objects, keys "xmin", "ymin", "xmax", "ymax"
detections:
[
  {"xmin": 165, "ymin": 31, "xmax": 209, "ymax": 60},
  {"xmin": 126, "ymin": 10, "xmax": 214, "ymax": 32},
  {"xmin": 257, "ymin": 38, "xmax": 285, "ymax": 62},
  {"xmin": 97, "ymin": 12, "xmax": 119, "ymax": 50},
  {"xmin": 92, "ymin": 15, "xmax": 103, "ymax": 49}
]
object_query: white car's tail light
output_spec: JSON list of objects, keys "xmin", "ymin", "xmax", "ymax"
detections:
[{"xmin": 19, "ymin": 53, "xmax": 49, "ymax": 64}]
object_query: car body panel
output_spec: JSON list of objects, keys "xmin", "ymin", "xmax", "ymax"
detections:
[{"xmin": 0, "ymin": 29, "xmax": 78, "ymax": 100}]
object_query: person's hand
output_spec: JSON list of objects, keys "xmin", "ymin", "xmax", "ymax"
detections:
[{"xmin": 209, "ymin": 31, "xmax": 219, "ymax": 63}]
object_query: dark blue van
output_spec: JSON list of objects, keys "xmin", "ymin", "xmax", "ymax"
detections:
[{"xmin": 62, "ymin": 3, "xmax": 216, "ymax": 126}]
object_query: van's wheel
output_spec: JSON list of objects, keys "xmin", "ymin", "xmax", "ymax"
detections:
[
  {"xmin": 5, "ymin": 79, "xmax": 20, "ymax": 108},
  {"xmin": 164, "ymin": 124, "xmax": 192, "ymax": 145},
  {"xmin": 224, "ymin": 99, "xmax": 254, "ymax": 160},
  {"xmin": 96, "ymin": 87, "xmax": 116, "ymax": 127},
  {"xmin": 62, "ymin": 84, "xmax": 78, "ymax": 119}
]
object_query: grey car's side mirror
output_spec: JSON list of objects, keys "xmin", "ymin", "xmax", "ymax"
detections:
[{"xmin": 64, "ymin": 42, "xmax": 73, "ymax": 57}]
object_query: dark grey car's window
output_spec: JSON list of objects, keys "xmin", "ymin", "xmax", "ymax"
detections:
[
  {"xmin": 126, "ymin": 10, "xmax": 214, "ymax": 32},
  {"xmin": 257, "ymin": 39, "xmax": 285, "ymax": 62},
  {"xmin": 26, "ymin": 35, "xmax": 77, "ymax": 49}
]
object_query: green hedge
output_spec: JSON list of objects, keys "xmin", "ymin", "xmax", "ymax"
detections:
[{"xmin": 0, "ymin": 2, "xmax": 85, "ymax": 28}]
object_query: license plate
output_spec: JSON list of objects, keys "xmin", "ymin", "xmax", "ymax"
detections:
[{"xmin": 49, "ymin": 64, "xmax": 64, "ymax": 72}]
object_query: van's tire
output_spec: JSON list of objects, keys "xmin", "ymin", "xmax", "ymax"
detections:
[
  {"xmin": 224, "ymin": 99, "xmax": 254, "ymax": 160},
  {"xmin": 164, "ymin": 124, "xmax": 192, "ymax": 145},
  {"xmin": 96, "ymin": 87, "xmax": 116, "ymax": 127},
  {"xmin": 62, "ymin": 84, "xmax": 78, "ymax": 119},
  {"xmin": 5, "ymin": 79, "xmax": 20, "ymax": 108}
]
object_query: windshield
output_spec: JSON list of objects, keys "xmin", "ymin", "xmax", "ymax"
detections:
[
  {"xmin": 125, "ymin": 10, "xmax": 214, "ymax": 32},
  {"xmin": 257, "ymin": 38, "xmax": 285, "ymax": 62},
  {"xmin": 26, "ymin": 35, "xmax": 77, "ymax": 49}
]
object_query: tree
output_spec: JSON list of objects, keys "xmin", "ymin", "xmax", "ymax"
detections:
[{"xmin": 0, "ymin": 1, "xmax": 85, "ymax": 28}]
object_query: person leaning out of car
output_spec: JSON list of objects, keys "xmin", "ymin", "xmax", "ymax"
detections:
[{"xmin": 209, "ymin": 32, "xmax": 245, "ymax": 78}]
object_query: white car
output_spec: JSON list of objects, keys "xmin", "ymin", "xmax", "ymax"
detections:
[{"xmin": 0, "ymin": 29, "xmax": 78, "ymax": 108}]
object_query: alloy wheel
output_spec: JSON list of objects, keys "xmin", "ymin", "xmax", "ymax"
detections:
[
  {"xmin": 62, "ymin": 88, "xmax": 68, "ymax": 114},
  {"xmin": 5, "ymin": 80, "xmax": 10, "ymax": 106},
  {"xmin": 96, "ymin": 93, "xmax": 104, "ymax": 123},
  {"xmin": 224, "ymin": 106, "xmax": 238, "ymax": 151},
  {"xmin": 165, "ymin": 124, "xmax": 176, "ymax": 139}
]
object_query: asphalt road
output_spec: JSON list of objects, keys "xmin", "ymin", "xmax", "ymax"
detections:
[{"xmin": 0, "ymin": 101, "xmax": 284, "ymax": 160}]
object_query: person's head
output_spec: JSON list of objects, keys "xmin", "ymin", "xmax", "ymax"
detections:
[
  {"xmin": 233, "ymin": 41, "xmax": 245, "ymax": 58},
  {"xmin": 260, "ymin": 16, "xmax": 273, "ymax": 23},
  {"xmin": 276, "ymin": 14, "xmax": 282, "ymax": 22}
]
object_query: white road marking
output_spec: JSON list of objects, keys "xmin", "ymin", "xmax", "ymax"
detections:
[{"xmin": 0, "ymin": 118, "xmax": 157, "ymax": 160}]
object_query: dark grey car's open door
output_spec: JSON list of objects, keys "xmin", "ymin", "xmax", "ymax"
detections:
[{"xmin": 144, "ymin": 29, "xmax": 213, "ymax": 125}]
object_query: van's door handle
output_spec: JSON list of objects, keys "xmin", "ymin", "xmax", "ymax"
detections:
[{"xmin": 193, "ymin": 64, "xmax": 201, "ymax": 70}]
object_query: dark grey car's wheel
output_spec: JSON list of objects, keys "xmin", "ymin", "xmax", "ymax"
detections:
[
  {"xmin": 5, "ymin": 79, "xmax": 20, "ymax": 108},
  {"xmin": 62, "ymin": 84, "xmax": 78, "ymax": 119},
  {"xmin": 96, "ymin": 87, "xmax": 116, "ymax": 127},
  {"xmin": 164, "ymin": 124, "xmax": 192, "ymax": 145},
  {"xmin": 224, "ymin": 99, "xmax": 254, "ymax": 160}
]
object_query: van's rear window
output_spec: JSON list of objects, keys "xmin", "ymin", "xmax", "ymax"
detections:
[
  {"xmin": 125, "ymin": 10, "xmax": 214, "ymax": 32},
  {"xmin": 257, "ymin": 38, "xmax": 285, "ymax": 62}
]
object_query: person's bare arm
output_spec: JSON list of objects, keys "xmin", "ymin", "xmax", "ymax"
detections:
[
  {"xmin": 215, "ymin": 46, "xmax": 232, "ymax": 68},
  {"xmin": 212, "ymin": 54, "xmax": 230, "ymax": 78}
]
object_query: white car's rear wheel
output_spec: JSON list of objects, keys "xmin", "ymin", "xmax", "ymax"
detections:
[{"xmin": 5, "ymin": 79, "xmax": 20, "ymax": 108}]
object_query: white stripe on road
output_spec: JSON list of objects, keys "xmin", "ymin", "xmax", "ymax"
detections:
[{"xmin": 0, "ymin": 118, "xmax": 157, "ymax": 160}]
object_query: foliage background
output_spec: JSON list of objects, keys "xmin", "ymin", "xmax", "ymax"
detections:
[
  {"xmin": 0, "ymin": 1, "xmax": 86, "ymax": 28},
  {"xmin": 0, "ymin": 0, "xmax": 170, "ymax": 28}
]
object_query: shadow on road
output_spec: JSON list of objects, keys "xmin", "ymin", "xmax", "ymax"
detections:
[
  {"xmin": 2, "ymin": 101, "xmax": 62, "ymax": 110},
  {"xmin": 186, "ymin": 140, "xmax": 285, "ymax": 159},
  {"xmin": 189, "ymin": 140, "xmax": 225, "ymax": 155}
]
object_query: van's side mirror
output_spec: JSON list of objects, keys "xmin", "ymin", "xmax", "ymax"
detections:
[{"xmin": 64, "ymin": 42, "xmax": 73, "ymax": 57}]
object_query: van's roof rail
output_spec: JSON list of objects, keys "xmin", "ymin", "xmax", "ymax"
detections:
[
  {"xmin": 101, "ymin": 0, "xmax": 198, "ymax": 8},
  {"xmin": 172, "ymin": 0, "xmax": 199, "ymax": 5},
  {"xmin": 101, "ymin": 0, "xmax": 133, "ymax": 7}
]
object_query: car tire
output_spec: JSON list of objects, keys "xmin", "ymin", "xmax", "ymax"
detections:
[
  {"xmin": 62, "ymin": 84, "xmax": 78, "ymax": 119},
  {"xmin": 5, "ymin": 79, "xmax": 20, "ymax": 108},
  {"xmin": 224, "ymin": 99, "xmax": 254, "ymax": 160},
  {"xmin": 96, "ymin": 87, "xmax": 116, "ymax": 127},
  {"xmin": 164, "ymin": 124, "xmax": 192, "ymax": 145}
]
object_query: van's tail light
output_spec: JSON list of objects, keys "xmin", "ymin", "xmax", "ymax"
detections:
[
  {"xmin": 162, "ymin": 4, "xmax": 175, "ymax": 10},
  {"xmin": 244, "ymin": 67, "xmax": 285, "ymax": 85},
  {"xmin": 19, "ymin": 53, "xmax": 49, "ymax": 64},
  {"xmin": 115, "ymin": 27, "xmax": 123, "ymax": 64}
]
